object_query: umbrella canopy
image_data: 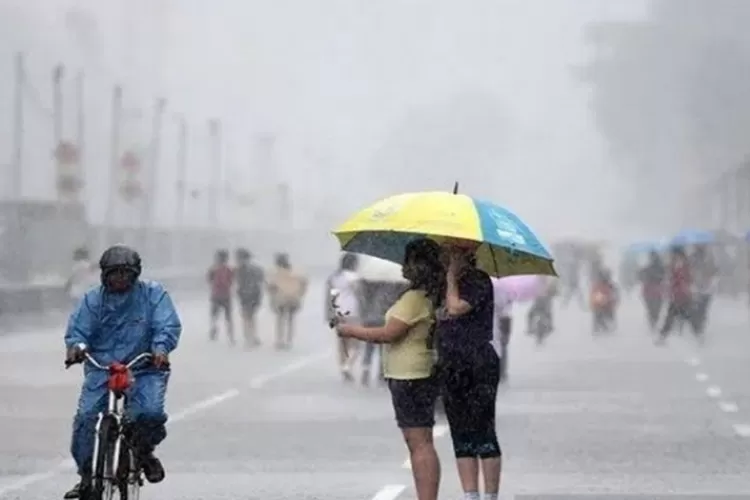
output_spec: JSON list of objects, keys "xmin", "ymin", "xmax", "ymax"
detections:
[
  {"xmin": 491, "ymin": 275, "xmax": 545, "ymax": 303},
  {"xmin": 333, "ymin": 191, "xmax": 555, "ymax": 277},
  {"xmin": 670, "ymin": 229, "xmax": 715, "ymax": 247},
  {"xmin": 354, "ymin": 255, "xmax": 407, "ymax": 283}
]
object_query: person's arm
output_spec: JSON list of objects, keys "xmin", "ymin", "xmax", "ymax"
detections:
[
  {"xmin": 338, "ymin": 291, "xmax": 423, "ymax": 343},
  {"xmin": 338, "ymin": 318, "xmax": 410, "ymax": 343},
  {"xmin": 445, "ymin": 270, "xmax": 487, "ymax": 317},
  {"xmin": 64, "ymin": 293, "xmax": 97, "ymax": 349},
  {"xmin": 149, "ymin": 285, "xmax": 182, "ymax": 355}
]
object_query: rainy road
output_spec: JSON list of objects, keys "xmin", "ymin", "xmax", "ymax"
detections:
[{"xmin": 0, "ymin": 285, "xmax": 749, "ymax": 500}]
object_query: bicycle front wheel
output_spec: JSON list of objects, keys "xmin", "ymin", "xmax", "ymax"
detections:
[{"xmin": 91, "ymin": 416, "xmax": 118, "ymax": 500}]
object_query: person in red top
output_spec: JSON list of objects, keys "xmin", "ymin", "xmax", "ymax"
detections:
[
  {"xmin": 207, "ymin": 249, "xmax": 235, "ymax": 344},
  {"xmin": 589, "ymin": 268, "xmax": 619, "ymax": 333},
  {"xmin": 657, "ymin": 246, "xmax": 697, "ymax": 344}
]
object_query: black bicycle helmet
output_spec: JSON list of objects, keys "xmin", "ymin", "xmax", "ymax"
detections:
[{"xmin": 99, "ymin": 245, "xmax": 142, "ymax": 282}]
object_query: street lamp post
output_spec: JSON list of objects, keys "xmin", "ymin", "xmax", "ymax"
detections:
[
  {"xmin": 172, "ymin": 115, "xmax": 188, "ymax": 267},
  {"xmin": 104, "ymin": 85, "xmax": 123, "ymax": 247},
  {"xmin": 11, "ymin": 52, "xmax": 24, "ymax": 199},
  {"xmin": 207, "ymin": 119, "xmax": 222, "ymax": 229},
  {"xmin": 139, "ymin": 97, "xmax": 166, "ymax": 254}
]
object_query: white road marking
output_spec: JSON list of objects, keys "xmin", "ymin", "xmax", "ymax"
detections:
[
  {"xmin": 371, "ymin": 484, "xmax": 406, "ymax": 500},
  {"xmin": 170, "ymin": 389, "xmax": 241, "ymax": 421},
  {"xmin": 401, "ymin": 423, "xmax": 449, "ymax": 469},
  {"xmin": 695, "ymin": 372, "xmax": 708, "ymax": 382},
  {"xmin": 733, "ymin": 424, "xmax": 750, "ymax": 438},
  {"xmin": 686, "ymin": 356, "xmax": 701, "ymax": 367},
  {"xmin": 718, "ymin": 401, "xmax": 739, "ymax": 413},
  {"xmin": 248, "ymin": 350, "xmax": 331, "ymax": 388},
  {"xmin": 0, "ymin": 350, "xmax": 329, "ymax": 498},
  {"xmin": 706, "ymin": 386, "xmax": 722, "ymax": 398}
]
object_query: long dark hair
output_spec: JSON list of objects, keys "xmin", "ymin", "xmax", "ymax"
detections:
[{"xmin": 403, "ymin": 238, "xmax": 445, "ymax": 308}]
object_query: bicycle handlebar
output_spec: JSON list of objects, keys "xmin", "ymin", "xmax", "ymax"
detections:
[{"xmin": 65, "ymin": 350, "xmax": 154, "ymax": 370}]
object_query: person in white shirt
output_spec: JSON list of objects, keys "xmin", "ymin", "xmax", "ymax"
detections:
[
  {"xmin": 65, "ymin": 247, "xmax": 98, "ymax": 306},
  {"xmin": 491, "ymin": 278, "xmax": 513, "ymax": 384},
  {"xmin": 326, "ymin": 253, "xmax": 363, "ymax": 381}
]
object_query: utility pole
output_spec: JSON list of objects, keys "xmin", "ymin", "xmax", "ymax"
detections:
[
  {"xmin": 11, "ymin": 52, "xmax": 24, "ymax": 199},
  {"xmin": 104, "ymin": 85, "xmax": 123, "ymax": 246},
  {"xmin": 207, "ymin": 119, "xmax": 222, "ymax": 228},
  {"xmin": 52, "ymin": 64, "xmax": 64, "ymax": 203},
  {"xmin": 140, "ymin": 97, "xmax": 166, "ymax": 252},
  {"xmin": 172, "ymin": 115, "xmax": 188, "ymax": 266},
  {"xmin": 75, "ymin": 70, "xmax": 85, "ymax": 204}
]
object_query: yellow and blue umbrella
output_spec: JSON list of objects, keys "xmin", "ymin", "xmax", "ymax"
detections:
[{"xmin": 332, "ymin": 191, "xmax": 556, "ymax": 277}]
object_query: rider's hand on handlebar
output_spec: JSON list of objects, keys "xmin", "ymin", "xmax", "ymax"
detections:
[
  {"xmin": 65, "ymin": 344, "xmax": 86, "ymax": 366},
  {"xmin": 152, "ymin": 352, "xmax": 169, "ymax": 369}
]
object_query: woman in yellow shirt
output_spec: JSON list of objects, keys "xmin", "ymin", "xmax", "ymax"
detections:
[{"xmin": 337, "ymin": 238, "xmax": 444, "ymax": 500}]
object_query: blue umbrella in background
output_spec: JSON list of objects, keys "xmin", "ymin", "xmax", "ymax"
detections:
[
  {"xmin": 745, "ymin": 230, "xmax": 750, "ymax": 242},
  {"xmin": 670, "ymin": 229, "xmax": 715, "ymax": 247}
]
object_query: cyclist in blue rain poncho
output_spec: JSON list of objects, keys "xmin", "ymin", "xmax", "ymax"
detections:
[{"xmin": 63, "ymin": 245, "xmax": 182, "ymax": 500}]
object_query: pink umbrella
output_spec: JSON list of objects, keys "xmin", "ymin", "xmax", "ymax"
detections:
[{"xmin": 491, "ymin": 275, "xmax": 545, "ymax": 303}]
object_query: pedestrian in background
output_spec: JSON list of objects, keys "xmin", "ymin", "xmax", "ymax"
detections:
[
  {"xmin": 689, "ymin": 244, "xmax": 718, "ymax": 335},
  {"xmin": 267, "ymin": 253, "xmax": 308, "ymax": 350},
  {"xmin": 64, "ymin": 247, "xmax": 98, "ymax": 307},
  {"xmin": 326, "ymin": 253, "xmax": 363, "ymax": 381},
  {"xmin": 639, "ymin": 250, "xmax": 666, "ymax": 332},
  {"xmin": 235, "ymin": 248, "xmax": 264, "ymax": 348},
  {"xmin": 490, "ymin": 278, "xmax": 512, "ymax": 385},
  {"xmin": 207, "ymin": 249, "xmax": 235, "ymax": 344},
  {"xmin": 657, "ymin": 246, "xmax": 697, "ymax": 344}
]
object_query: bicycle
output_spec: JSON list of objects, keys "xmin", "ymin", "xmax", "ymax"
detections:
[{"xmin": 65, "ymin": 347, "xmax": 155, "ymax": 500}]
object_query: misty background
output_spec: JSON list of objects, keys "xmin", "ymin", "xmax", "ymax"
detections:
[{"xmin": 1, "ymin": 0, "xmax": 748, "ymax": 275}]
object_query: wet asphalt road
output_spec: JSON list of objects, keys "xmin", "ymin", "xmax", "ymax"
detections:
[{"xmin": 0, "ymin": 286, "xmax": 748, "ymax": 500}]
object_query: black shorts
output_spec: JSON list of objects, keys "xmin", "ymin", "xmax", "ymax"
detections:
[
  {"xmin": 388, "ymin": 377, "xmax": 438, "ymax": 429},
  {"xmin": 440, "ymin": 346, "xmax": 502, "ymax": 458},
  {"xmin": 210, "ymin": 297, "xmax": 232, "ymax": 319},
  {"xmin": 239, "ymin": 298, "xmax": 260, "ymax": 317}
]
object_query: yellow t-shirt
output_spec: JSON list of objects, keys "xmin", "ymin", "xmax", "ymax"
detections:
[{"xmin": 382, "ymin": 290, "xmax": 435, "ymax": 380}]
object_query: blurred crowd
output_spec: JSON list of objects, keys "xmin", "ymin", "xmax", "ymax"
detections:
[{"xmin": 205, "ymin": 249, "xmax": 309, "ymax": 349}]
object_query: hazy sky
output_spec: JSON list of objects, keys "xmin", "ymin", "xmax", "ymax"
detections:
[{"xmin": 0, "ymin": 0, "xmax": 651, "ymax": 255}]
